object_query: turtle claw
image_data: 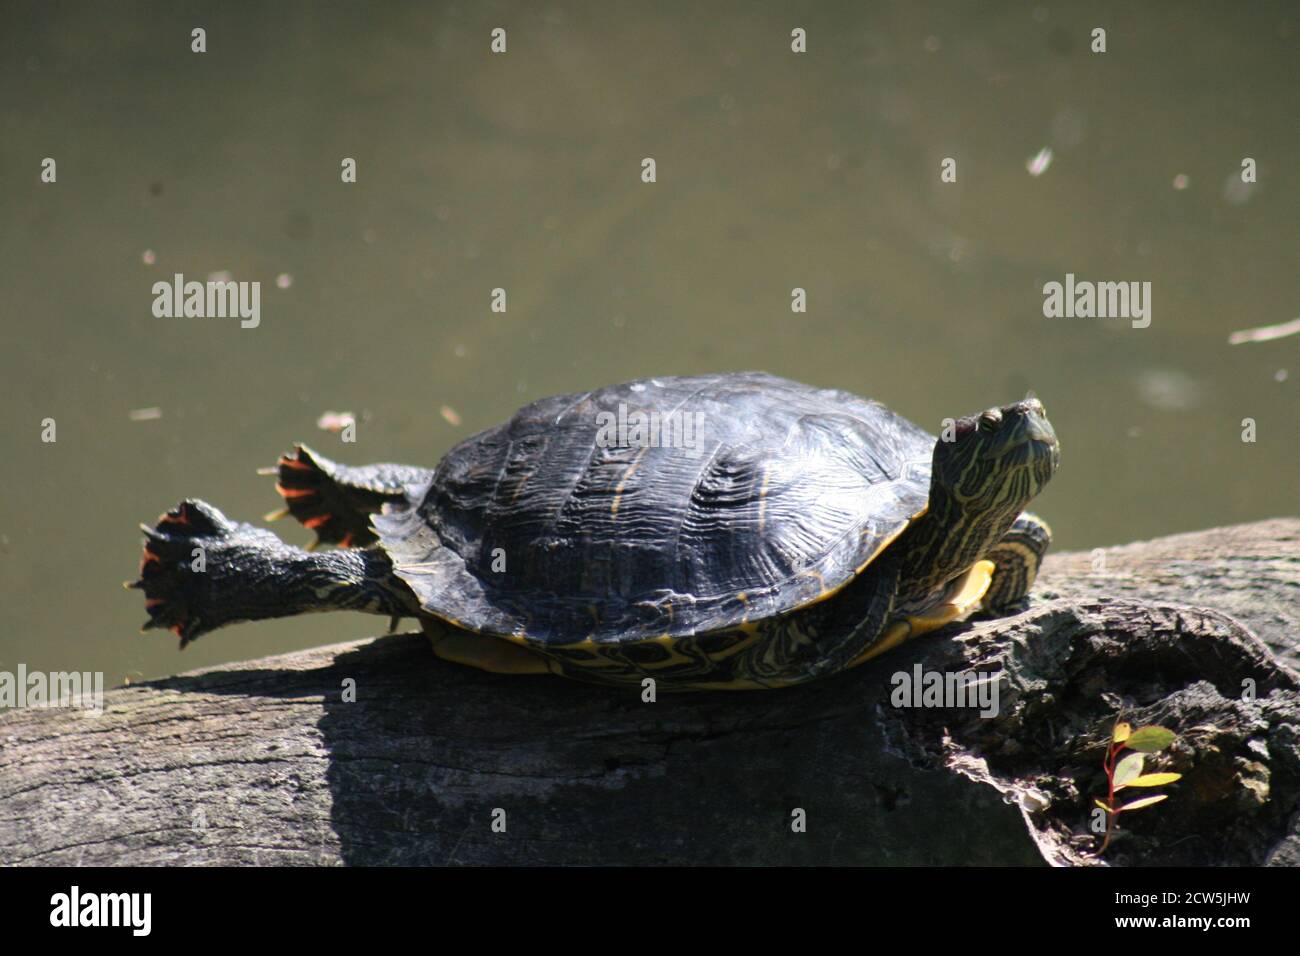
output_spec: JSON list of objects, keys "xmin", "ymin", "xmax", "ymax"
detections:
[
  {"xmin": 132, "ymin": 499, "xmax": 241, "ymax": 648},
  {"xmin": 155, "ymin": 499, "xmax": 232, "ymax": 537},
  {"xmin": 262, "ymin": 444, "xmax": 383, "ymax": 549}
]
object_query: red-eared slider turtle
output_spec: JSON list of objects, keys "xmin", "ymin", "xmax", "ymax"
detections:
[{"xmin": 128, "ymin": 372, "xmax": 1059, "ymax": 690}]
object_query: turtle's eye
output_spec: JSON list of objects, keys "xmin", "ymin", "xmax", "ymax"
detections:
[{"xmin": 978, "ymin": 409, "xmax": 1003, "ymax": 432}]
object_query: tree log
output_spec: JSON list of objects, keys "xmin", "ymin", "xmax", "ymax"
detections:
[{"xmin": 2, "ymin": 519, "xmax": 1297, "ymax": 866}]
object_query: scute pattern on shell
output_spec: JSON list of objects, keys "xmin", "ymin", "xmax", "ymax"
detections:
[{"xmin": 375, "ymin": 372, "xmax": 934, "ymax": 643}]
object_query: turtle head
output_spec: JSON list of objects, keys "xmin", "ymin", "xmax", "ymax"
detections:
[
  {"xmin": 932, "ymin": 396, "xmax": 1060, "ymax": 509},
  {"xmin": 896, "ymin": 397, "xmax": 1059, "ymax": 604}
]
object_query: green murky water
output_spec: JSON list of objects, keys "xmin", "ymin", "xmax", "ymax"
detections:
[{"xmin": 1, "ymin": 1, "xmax": 1295, "ymax": 684}]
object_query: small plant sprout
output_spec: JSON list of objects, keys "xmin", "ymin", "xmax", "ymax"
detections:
[{"xmin": 1095, "ymin": 718, "xmax": 1182, "ymax": 854}]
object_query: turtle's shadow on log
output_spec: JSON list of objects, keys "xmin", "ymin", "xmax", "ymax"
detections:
[
  {"xmin": 310, "ymin": 631, "xmax": 1044, "ymax": 865},
  {"xmin": 152, "ymin": 628, "xmax": 1041, "ymax": 865},
  {"xmin": 150, "ymin": 600, "xmax": 1300, "ymax": 866}
]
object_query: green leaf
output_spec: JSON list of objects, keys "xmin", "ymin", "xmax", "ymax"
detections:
[
  {"xmin": 1112, "ymin": 722, "xmax": 1132, "ymax": 744},
  {"xmin": 1119, "ymin": 772, "xmax": 1182, "ymax": 789},
  {"xmin": 1119, "ymin": 794, "xmax": 1168, "ymax": 812},
  {"xmin": 1094, "ymin": 798, "xmax": 1114, "ymax": 812},
  {"xmin": 1113, "ymin": 752, "xmax": 1145, "ymax": 788},
  {"xmin": 1126, "ymin": 726, "xmax": 1177, "ymax": 752}
]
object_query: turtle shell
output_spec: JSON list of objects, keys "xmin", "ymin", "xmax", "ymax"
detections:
[{"xmin": 374, "ymin": 372, "xmax": 934, "ymax": 643}]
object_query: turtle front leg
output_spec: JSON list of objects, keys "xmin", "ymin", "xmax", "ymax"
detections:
[
  {"xmin": 848, "ymin": 558, "xmax": 996, "ymax": 666},
  {"xmin": 845, "ymin": 514, "xmax": 1050, "ymax": 668},
  {"xmin": 259, "ymin": 444, "xmax": 434, "ymax": 549},
  {"xmin": 982, "ymin": 512, "xmax": 1052, "ymax": 613}
]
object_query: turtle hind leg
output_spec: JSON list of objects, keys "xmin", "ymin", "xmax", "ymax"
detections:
[
  {"xmin": 260, "ymin": 444, "xmax": 431, "ymax": 549},
  {"xmin": 127, "ymin": 499, "xmax": 414, "ymax": 647},
  {"xmin": 982, "ymin": 512, "xmax": 1052, "ymax": 613},
  {"xmin": 128, "ymin": 499, "xmax": 242, "ymax": 645},
  {"xmin": 420, "ymin": 619, "xmax": 555, "ymax": 676}
]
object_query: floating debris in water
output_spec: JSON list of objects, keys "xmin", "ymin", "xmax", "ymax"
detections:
[
  {"xmin": 141, "ymin": 249, "xmax": 156, "ymax": 266},
  {"xmin": 276, "ymin": 273, "xmax": 293, "ymax": 289},
  {"xmin": 1026, "ymin": 147, "xmax": 1053, "ymax": 177},
  {"xmin": 1172, "ymin": 174, "xmax": 1190, "ymax": 190},
  {"xmin": 1228, "ymin": 317, "xmax": 1300, "ymax": 345},
  {"xmin": 440, "ymin": 405, "xmax": 462, "ymax": 427},
  {"xmin": 207, "ymin": 270, "xmax": 232, "ymax": 283},
  {"xmin": 316, "ymin": 410, "xmax": 355, "ymax": 433},
  {"xmin": 1136, "ymin": 368, "xmax": 1203, "ymax": 412},
  {"xmin": 1275, "ymin": 369, "xmax": 1288, "ymax": 382},
  {"xmin": 128, "ymin": 407, "xmax": 162, "ymax": 421}
]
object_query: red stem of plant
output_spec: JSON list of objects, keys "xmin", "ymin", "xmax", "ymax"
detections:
[{"xmin": 1099, "ymin": 739, "xmax": 1122, "ymax": 853}]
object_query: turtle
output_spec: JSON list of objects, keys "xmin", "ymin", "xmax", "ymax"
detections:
[{"xmin": 128, "ymin": 372, "xmax": 1060, "ymax": 690}]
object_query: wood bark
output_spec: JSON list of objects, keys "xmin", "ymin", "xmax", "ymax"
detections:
[{"xmin": 2, "ymin": 519, "xmax": 1297, "ymax": 866}]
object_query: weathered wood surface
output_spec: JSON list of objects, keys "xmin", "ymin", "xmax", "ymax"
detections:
[{"xmin": 1, "ymin": 519, "xmax": 1297, "ymax": 866}]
